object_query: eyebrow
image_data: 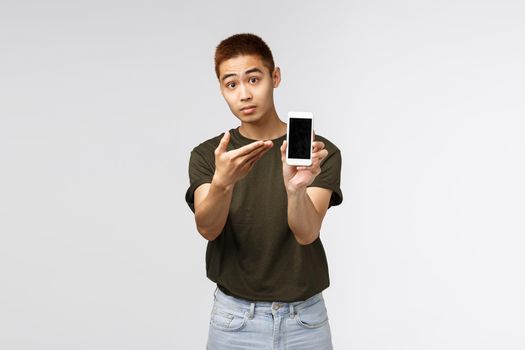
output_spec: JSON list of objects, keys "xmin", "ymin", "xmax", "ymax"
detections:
[{"xmin": 221, "ymin": 67, "xmax": 264, "ymax": 82}]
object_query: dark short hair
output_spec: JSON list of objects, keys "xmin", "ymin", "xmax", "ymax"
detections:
[{"xmin": 214, "ymin": 33, "xmax": 275, "ymax": 81}]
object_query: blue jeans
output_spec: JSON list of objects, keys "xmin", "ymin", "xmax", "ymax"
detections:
[{"xmin": 206, "ymin": 286, "xmax": 333, "ymax": 349}]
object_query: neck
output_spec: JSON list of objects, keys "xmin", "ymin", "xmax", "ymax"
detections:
[{"xmin": 239, "ymin": 107, "xmax": 287, "ymax": 140}]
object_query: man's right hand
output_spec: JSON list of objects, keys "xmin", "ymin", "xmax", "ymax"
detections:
[
  {"xmin": 212, "ymin": 130, "xmax": 273, "ymax": 189},
  {"xmin": 193, "ymin": 130, "xmax": 272, "ymax": 241}
]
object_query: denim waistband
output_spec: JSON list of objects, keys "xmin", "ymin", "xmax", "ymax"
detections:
[{"xmin": 212, "ymin": 286, "xmax": 324, "ymax": 319}]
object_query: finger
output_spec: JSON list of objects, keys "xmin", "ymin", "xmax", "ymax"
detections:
[
  {"xmin": 299, "ymin": 154, "xmax": 323, "ymax": 168},
  {"xmin": 245, "ymin": 146, "xmax": 271, "ymax": 167},
  {"xmin": 241, "ymin": 142, "xmax": 272, "ymax": 165},
  {"xmin": 312, "ymin": 149, "xmax": 329, "ymax": 162},
  {"xmin": 244, "ymin": 145, "xmax": 273, "ymax": 171},
  {"xmin": 280, "ymin": 140, "xmax": 287, "ymax": 162},
  {"xmin": 231, "ymin": 139, "xmax": 266, "ymax": 158},
  {"xmin": 321, "ymin": 148, "xmax": 329, "ymax": 160},
  {"xmin": 312, "ymin": 141, "xmax": 325, "ymax": 152},
  {"xmin": 310, "ymin": 160, "xmax": 321, "ymax": 170},
  {"xmin": 215, "ymin": 130, "xmax": 231, "ymax": 154},
  {"xmin": 242, "ymin": 141, "xmax": 273, "ymax": 163},
  {"xmin": 296, "ymin": 165, "xmax": 315, "ymax": 171}
]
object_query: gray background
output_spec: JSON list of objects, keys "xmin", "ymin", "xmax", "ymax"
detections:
[{"xmin": 1, "ymin": 0, "xmax": 524, "ymax": 349}]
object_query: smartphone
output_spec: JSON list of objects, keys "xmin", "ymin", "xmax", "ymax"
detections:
[{"xmin": 286, "ymin": 111, "xmax": 314, "ymax": 166}]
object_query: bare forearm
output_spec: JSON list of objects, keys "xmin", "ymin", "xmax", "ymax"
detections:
[
  {"xmin": 195, "ymin": 176, "xmax": 234, "ymax": 241},
  {"xmin": 287, "ymin": 188, "xmax": 322, "ymax": 245}
]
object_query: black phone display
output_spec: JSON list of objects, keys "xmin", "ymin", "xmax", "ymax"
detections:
[{"xmin": 288, "ymin": 117, "xmax": 312, "ymax": 159}]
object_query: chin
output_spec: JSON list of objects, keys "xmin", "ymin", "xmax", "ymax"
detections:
[
  {"xmin": 236, "ymin": 113, "xmax": 259, "ymax": 123},
  {"xmin": 243, "ymin": 117, "xmax": 263, "ymax": 125}
]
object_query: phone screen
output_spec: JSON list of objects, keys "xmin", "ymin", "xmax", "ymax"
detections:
[{"xmin": 288, "ymin": 118, "xmax": 312, "ymax": 159}]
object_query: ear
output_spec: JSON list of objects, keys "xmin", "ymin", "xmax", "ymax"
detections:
[{"xmin": 272, "ymin": 66, "xmax": 281, "ymax": 88}]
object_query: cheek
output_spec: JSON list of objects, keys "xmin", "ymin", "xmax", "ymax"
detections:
[
  {"xmin": 259, "ymin": 86, "xmax": 273, "ymax": 102},
  {"xmin": 222, "ymin": 93, "xmax": 236, "ymax": 106}
]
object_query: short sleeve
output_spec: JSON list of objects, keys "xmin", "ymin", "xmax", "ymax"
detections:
[
  {"xmin": 185, "ymin": 147, "xmax": 215, "ymax": 213},
  {"xmin": 308, "ymin": 148, "xmax": 343, "ymax": 208}
]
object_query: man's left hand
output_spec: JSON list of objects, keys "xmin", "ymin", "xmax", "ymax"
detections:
[{"xmin": 280, "ymin": 137, "xmax": 329, "ymax": 193}]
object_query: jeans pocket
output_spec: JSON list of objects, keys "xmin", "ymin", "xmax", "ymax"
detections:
[
  {"xmin": 294, "ymin": 298, "xmax": 329, "ymax": 329},
  {"xmin": 210, "ymin": 305, "xmax": 249, "ymax": 332}
]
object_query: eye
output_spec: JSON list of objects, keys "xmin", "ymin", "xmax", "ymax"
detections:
[
  {"xmin": 226, "ymin": 82, "xmax": 236, "ymax": 88},
  {"xmin": 249, "ymin": 77, "xmax": 259, "ymax": 84}
]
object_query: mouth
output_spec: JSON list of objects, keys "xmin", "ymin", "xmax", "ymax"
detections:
[{"xmin": 240, "ymin": 105, "xmax": 256, "ymax": 114}]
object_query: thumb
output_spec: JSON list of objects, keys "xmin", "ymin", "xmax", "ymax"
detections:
[
  {"xmin": 216, "ymin": 130, "xmax": 230, "ymax": 154},
  {"xmin": 280, "ymin": 140, "xmax": 287, "ymax": 161}
]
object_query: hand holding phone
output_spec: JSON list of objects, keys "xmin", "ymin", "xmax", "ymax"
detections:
[
  {"xmin": 286, "ymin": 111, "xmax": 314, "ymax": 166},
  {"xmin": 281, "ymin": 111, "xmax": 328, "ymax": 192}
]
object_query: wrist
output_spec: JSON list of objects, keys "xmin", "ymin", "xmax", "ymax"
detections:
[
  {"xmin": 212, "ymin": 173, "xmax": 234, "ymax": 192},
  {"xmin": 286, "ymin": 185, "xmax": 307, "ymax": 197}
]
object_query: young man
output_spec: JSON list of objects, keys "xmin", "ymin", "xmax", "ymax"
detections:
[{"xmin": 185, "ymin": 33, "xmax": 343, "ymax": 349}]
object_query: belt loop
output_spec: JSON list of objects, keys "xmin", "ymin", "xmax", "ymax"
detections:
[
  {"xmin": 289, "ymin": 303, "xmax": 295, "ymax": 318},
  {"xmin": 248, "ymin": 302, "xmax": 255, "ymax": 319}
]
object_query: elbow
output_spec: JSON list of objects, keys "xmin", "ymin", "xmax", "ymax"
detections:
[
  {"xmin": 289, "ymin": 216, "xmax": 323, "ymax": 246},
  {"xmin": 295, "ymin": 237, "xmax": 317, "ymax": 246},
  {"xmin": 194, "ymin": 212, "xmax": 221, "ymax": 241},
  {"xmin": 194, "ymin": 211, "xmax": 209, "ymax": 240},
  {"xmin": 196, "ymin": 225, "xmax": 220, "ymax": 241},
  {"xmin": 295, "ymin": 238, "xmax": 311, "ymax": 246},
  {"xmin": 292, "ymin": 230, "xmax": 320, "ymax": 246}
]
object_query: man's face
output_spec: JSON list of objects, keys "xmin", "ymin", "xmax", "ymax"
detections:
[{"xmin": 218, "ymin": 54, "xmax": 280, "ymax": 125}]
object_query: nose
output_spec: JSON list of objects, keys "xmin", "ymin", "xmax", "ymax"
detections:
[{"xmin": 239, "ymin": 82, "xmax": 252, "ymax": 102}]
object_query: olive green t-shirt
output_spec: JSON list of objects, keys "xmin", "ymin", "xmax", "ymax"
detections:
[{"xmin": 185, "ymin": 126, "xmax": 343, "ymax": 302}]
